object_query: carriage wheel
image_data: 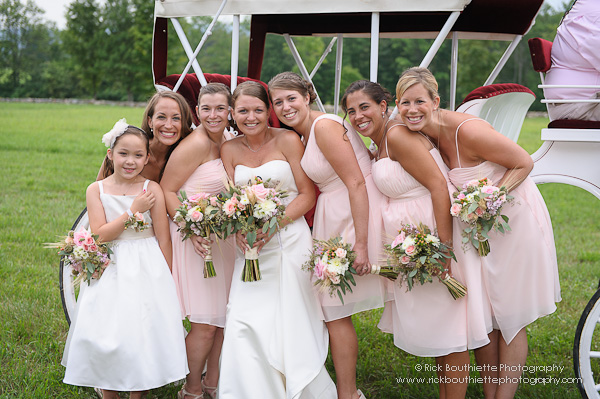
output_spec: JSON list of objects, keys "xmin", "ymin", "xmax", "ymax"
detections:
[
  {"xmin": 574, "ymin": 287, "xmax": 600, "ymax": 398},
  {"xmin": 59, "ymin": 207, "xmax": 89, "ymax": 326}
]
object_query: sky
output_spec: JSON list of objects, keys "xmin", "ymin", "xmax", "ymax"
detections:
[{"xmin": 35, "ymin": 0, "xmax": 570, "ymax": 30}]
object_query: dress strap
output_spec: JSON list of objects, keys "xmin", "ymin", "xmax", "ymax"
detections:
[
  {"xmin": 382, "ymin": 122, "xmax": 404, "ymax": 159},
  {"xmin": 142, "ymin": 179, "xmax": 150, "ymax": 191},
  {"xmin": 98, "ymin": 180, "xmax": 104, "ymax": 195},
  {"xmin": 455, "ymin": 118, "xmax": 483, "ymax": 168}
]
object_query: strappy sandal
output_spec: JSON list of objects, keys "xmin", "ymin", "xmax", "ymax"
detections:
[
  {"xmin": 357, "ymin": 389, "xmax": 367, "ymax": 399},
  {"xmin": 177, "ymin": 385, "xmax": 204, "ymax": 399},
  {"xmin": 201, "ymin": 374, "xmax": 218, "ymax": 399}
]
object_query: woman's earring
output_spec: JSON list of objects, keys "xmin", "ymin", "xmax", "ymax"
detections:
[{"xmin": 382, "ymin": 111, "xmax": 385, "ymax": 118}]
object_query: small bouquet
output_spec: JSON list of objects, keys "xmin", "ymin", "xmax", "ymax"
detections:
[
  {"xmin": 303, "ymin": 236, "xmax": 358, "ymax": 304},
  {"xmin": 219, "ymin": 177, "xmax": 287, "ymax": 282},
  {"xmin": 173, "ymin": 190, "xmax": 223, "ymax": 278},
  {"xmin": 124, "ymin": 211, "xmax": 148, "ymax": 232},
  {"xmin": 450, "ymin": 178, "xmax": 513, "ymax": 256},
  {"xmin": 383, "ymin": 223, "xmax": 466, "ymax": 300},
  {"xmin": 45, "ymin": 228, "xmax": 112, "ymax": 286}
]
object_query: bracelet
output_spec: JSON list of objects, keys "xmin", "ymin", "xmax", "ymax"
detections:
[{"xmin": 126, "ymin": 209, "xmax": 133, "ymax": 217}]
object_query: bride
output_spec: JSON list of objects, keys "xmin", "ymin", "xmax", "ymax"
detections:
[{"xmin": 219, "ymin": 81, "xmax": 337, "ymax": 399}]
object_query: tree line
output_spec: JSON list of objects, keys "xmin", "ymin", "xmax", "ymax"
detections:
[{"xmin": 0, "ymin": 0, "xmax": 568, "ymax": 110}]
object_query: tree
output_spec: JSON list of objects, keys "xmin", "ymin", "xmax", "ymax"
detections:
[
  {"xmin": 0, "ymin": 0, "xmax": 47, "ymax": 95},
  {"xmin": 63, "ymin": 0, "xmax": 103, "ymax": 98}
]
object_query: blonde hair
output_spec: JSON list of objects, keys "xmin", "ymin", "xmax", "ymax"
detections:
[{"xmin": 396, "ymin": 67, "xmax": 439, "ymax": 102}]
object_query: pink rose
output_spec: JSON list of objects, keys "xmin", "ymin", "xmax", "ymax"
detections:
[
  {"xmin": 450, "ymin": 203, "xmax": 463, "ymax": 216},
  {"xmin": 134, "ymin": 212, "xmax": 145, "ymax": 222},
  {"xmin": 190, "ymin": 210, "xmax": 203, "ymax": 222},
  {"xmin": 475, "ymin": 207, "xmax": 484, "ymax": 217},
  {"xmin": 210, "ymin": 197, "xmax": 218, "ymax": 207},
  {"xmin": 457, "ymin": 193, "xmax": 466, "ymax": 200},
  {"xmin": 466, "ymin": 179, "xmax": 479, "ymax": 188},
  {"xmin": 74, "ymin": 228, "xmax": 93, "ymax": 247},
  {"xmin": 88, "ymin": 244, "xmax": 98, "ymax": 252},
  {"xmin": 329, "ymin": 274, "xmax": 341, "ymax": 285},
  {"xmin": 223, "ymin": 200, "xmax": 237, "ymax": 216},
  {"xmin": 335, "ymin": 248, "xmax": 347, "ymax": 258},
  {"xmin": 391, "ymin": 232, "xmax": 406, "ymax": 249},
  {"xmin": 481, "ymin": 185, "xmax": 499, "ymax": 195},
  {"xmin": 400, "ymin": 255, "xmax": 410, "ymax": 264},
  {"xmin": 404, "ymin": 245, "xmax": 416, "ymax": 256},
  {"xmin": 251, "ymin": 183, "xmax": 270, "ymax": 202}
]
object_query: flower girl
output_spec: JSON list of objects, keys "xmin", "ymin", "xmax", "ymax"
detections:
[{"xmin": 61, "ymin": 120, "xmax": 188, "ymax": 398}]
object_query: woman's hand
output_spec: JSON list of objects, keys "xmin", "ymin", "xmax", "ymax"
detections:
[
  {"xmin": 352, "ymin": 244, "xmax": 371, "ymax": 276},
  {"xmin": 235, "ymin": 230, "xmax": 274, "ymax": 253},
  {"xmin": 131, "ymin": 189, "xmax": 155, "ymax": 214},
  {"xmin": 190, "ymin": 234, "xmax": 212, "ymax": 257}
]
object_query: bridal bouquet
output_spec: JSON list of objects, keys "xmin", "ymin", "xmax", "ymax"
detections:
[
  {"xmin": 383, "ymin": 223, "xmax": 466, "ymax": 300},
  {"xmin": 173, "ymin": 190, "xmax": 224, "ymax": 278},
  {"xmin": 450, "ymin": 178, "xmax": 512, "ymax": 256},
  {"xmin": 303, "ymin": 236, "xmax": 357, "ymax": 304},
  {"xmin": 45, "ymin": 228, "xmax": 112, "ymax": 285},
  {"xmin": 219, "ymin": 176, "xmax": 287, "ymax": 282}
]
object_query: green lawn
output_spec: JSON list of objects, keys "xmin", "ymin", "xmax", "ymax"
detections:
[{"xmin": 0, "ymin": 104, "xmax": 598, "ymax": 398}]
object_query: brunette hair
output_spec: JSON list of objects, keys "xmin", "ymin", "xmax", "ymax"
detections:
[
  {"xmin": 102, "ymin": 126, "xmax": 150, "ymax": 179},
  {"xmin": 268, "ymin": 71, "xmax": 317, "ymax": 104},
  {"xmin": 341, "ymin": 80, "xmax": 393, "ymax": 114},
  {"xmin": 140, "ymin": 90, "xmax": 194, "ymax": 180}
]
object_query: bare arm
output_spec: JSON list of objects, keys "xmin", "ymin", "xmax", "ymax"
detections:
[
  {"xmin": 455, "ymin": 119, "xmax": 533, "ymax": 191},
  {"xmin": 160, "ymin": 130, "xmax": 212, "ymax": 218},
  {"xmin": 387, "ymin": 127, "xmax": 454, "ymax": 273},
  {"xmin": 277, "ymin": 130, "xmax": 315, "ymax": 227},
  {"xmin": 314, "ymin": 118, "xmax": 371, "ymax": 275},
  {"xmin": 148, "ymin": 181, "xmax": 173, "ymax": 271}
]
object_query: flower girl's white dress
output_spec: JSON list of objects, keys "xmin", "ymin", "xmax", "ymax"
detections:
[
  {"xmin": 218, "ymin": 160, "xmax": 337, "ymax": 399},
  {"xmin": 62, "ymin": 180, "xmax": 188, "ymax": 391}
]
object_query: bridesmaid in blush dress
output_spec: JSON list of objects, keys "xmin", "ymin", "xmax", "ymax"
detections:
[
  {"xmin": 395, "ymin": 67, "xmax": 560, "ymax": 399},
  {"xmin": 269, "ymin": 72, "xmax": 387, "ymax": 399},
  {"xmin": 218, "ymin": 81, "xmax": 336, "ymax": 399},
  {"xmin": 161, "ymin": 83, "xmax": 235, "ymax": 399},
  {"xmin": 342, "ymin": 80, "xmax": 469, "ymax": 399}
]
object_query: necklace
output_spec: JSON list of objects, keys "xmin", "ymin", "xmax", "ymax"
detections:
[
  {"xmin": 117, "ymin": 180, "xmax": 137, "ymax": 196},
  {"xmin": 243, "ymin": 133, "xmax": 268, "ymax": 153}
]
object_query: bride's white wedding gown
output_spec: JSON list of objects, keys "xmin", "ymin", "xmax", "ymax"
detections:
[{"xmin": 218, "ymin": 160, "xmax": 337, "ymax": 399}]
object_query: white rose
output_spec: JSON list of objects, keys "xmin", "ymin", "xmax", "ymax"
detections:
[{"xmin": 401, "ymin": 236, "xmax": 415, "ymax": 250}]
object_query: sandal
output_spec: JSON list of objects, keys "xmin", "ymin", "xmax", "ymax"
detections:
[
  {"xmin": 201, "ymin": 374, "xmax": 218, "ymax": 399},
  {"xmin": 357, "ymin": 389, "xmax": 367, "ymax": 399},
  {"xmin": 177, "ymin": 385, "xmax": 204, "ymax": 399}
]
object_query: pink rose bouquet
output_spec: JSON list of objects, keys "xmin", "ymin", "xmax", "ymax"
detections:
[
  {"xmin": 45, "ymin": 227, "xmax": 112, "ymax": 285},
  {"xmin": 383, "ymin": 223, "xmax": 466, "ymax": 300},
  {"xmin": 173, "ymin": 190, "xmax": 224, "ymax": 278},
  {"xmin": 218, "ymin": 176, "xmax": 287, "ymax": 282},
  {"xmin": 451, "ymin": 177, "xmax": 513, "ymax": 256},
  {"xmin": 302, "ymin": 236, "xmax": 359, "ymax": 304}
]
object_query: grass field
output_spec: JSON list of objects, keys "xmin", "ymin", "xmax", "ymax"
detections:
[{"xmin": 1, "ymin": 103, "xmax": 599, "ymax": 398}]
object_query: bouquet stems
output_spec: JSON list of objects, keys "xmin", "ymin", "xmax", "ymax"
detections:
[
  {"xmin": 440, "ymin": 275, "xmax": 467, "ymax": 299},
  {"xmin": 242, "ymin": 247, "xmax": 261, "ymax": 282},
  {"xmin": 477, "ymin": 239, "xmax": 490, "ymax": 257},
  {"xmin": 370, "ymin": 264, "xmax": 400, "ymax": 281},
  {"xmin": 203, "ymin": 244, "xmax": 217, "ymax": 278}
]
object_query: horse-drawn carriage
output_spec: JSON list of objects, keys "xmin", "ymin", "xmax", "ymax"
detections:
[{"xmin": 60, "ymin": 0, "xmax": 600, "ymax": 396}]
